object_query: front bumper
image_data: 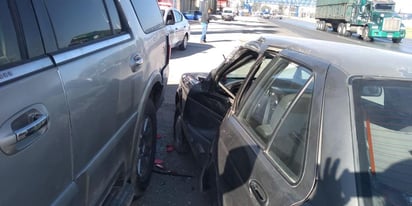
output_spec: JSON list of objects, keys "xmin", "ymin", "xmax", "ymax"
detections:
[{"xmin": 369, "ymin": 29, "xmax": 406, "ymax": 39}]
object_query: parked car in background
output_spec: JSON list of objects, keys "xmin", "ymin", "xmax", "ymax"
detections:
[
  {"xmin": 161, "ymin": 6, "xmax": 191, "ymax": 50},
  {"xmin": 221, "ymin": 7, "xmax": 236, "ymax": 21},
  {"xmin": 196, "ymin": 36, "xmax": 412, "ymax": 205},
  {"xmin": 183, "ymin": 10, "xmax": 202, "ymax": 20},
  {"xmin": 262, "ymin": 11, "xmax": 270, "ymax": 19},
  {"xmin": 273, "ymin": 13, "xmax": 283, "ymax": 19},
  {"xmin": 0, "ymin": 0, "xmax": 169, "ymax": 205}
]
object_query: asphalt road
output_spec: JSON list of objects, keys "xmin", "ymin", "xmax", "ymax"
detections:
[
  {"xmin": 272, "ymin": 17, "xmax": 412, "ymax": 54},
  {"xmin": 133, "ymin": 16, "xmax": 412, "ymax": 206}
]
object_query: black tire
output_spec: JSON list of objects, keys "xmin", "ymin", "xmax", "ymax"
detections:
[
  {"xmin": 342, "ymin": 26, "xmax": 351, "ymax": 37},
  {"xmin": 179, "ymin": 34, "xmax": 188, "ymax": 50},
  {"xmin": 135, "ymin": 100, "xmax": 157, "ymax": 192},
  {"xmin": 363, "ymin": 26, "xmax": 372, "ymax": 42},
  {"xmin": 337, "ymin": 23, "xmax": 343, "ymax": 35},
  {"xmin": 332, "ymin": 24, "xmax": 338, "ymax": 32},
  {"xmin": 173, "ymin": 110, "xmax": 189, "ymax": 154},
  {"xmin": 392, "ymin": 38, "xmax": 402, "ymax": 43},
  {"xmin": 320, "ymin": 21, "xmax": 327, "ymax": 31}
]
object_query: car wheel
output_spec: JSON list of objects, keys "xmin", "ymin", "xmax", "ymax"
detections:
[
  {"xmin": 173, "ymin": 110, "xmax": 189, "ymax": 154},
  {"xmin": 337, "ymin": 23, "xmax": 343, "ymax": 35},
  {"xmin": 179, "ymin": 34, "xmax": 188, "ymax": 50},
  {"xmin": 342, "ymin": 25, "xmax": 351, "ymax": 37},
  {"xmin": 320, "ymin": 21, "xmax": 326, "ymax": 31},
  {"xmin": 135, "ymin": 100, "xmax": 157, "ymax": 192},
  {"xmin": 392, "ymin": 38, "xmax": 402, "ymax": 43}
]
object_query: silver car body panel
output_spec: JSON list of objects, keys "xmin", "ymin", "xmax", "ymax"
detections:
[
  {"xmin": 0, "ymin": 58, "xmax": 72, "ymax": 205},
  {"xmin": 0, "ymin": 0, "xmax": 169, "ymax": 204}
]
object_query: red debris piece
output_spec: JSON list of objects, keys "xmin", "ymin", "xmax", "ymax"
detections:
[
  {"xmin": 156, "ymin": 134, "xmax": 162, "ymax": 139},
  {"xmin": 166, "ymin": 144, "xmax": 174, "ymax": 152},
  {"xmin": 154, "ymin": 159, "xmax": 164, "ymax": 165}
]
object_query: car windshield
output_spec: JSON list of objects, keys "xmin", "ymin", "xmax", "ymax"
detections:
[
  {"xmin": 374, "ymin": 3, "xmax": 395, "ymax": 11},
  {"xmin": 353, "ymin": 79, "xmax": 412, "ymax": 205}
]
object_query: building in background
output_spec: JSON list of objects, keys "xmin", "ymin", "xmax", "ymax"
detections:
[{"xmin": 167, "ymin": 0, "xmax": 316, "ymax": 16}]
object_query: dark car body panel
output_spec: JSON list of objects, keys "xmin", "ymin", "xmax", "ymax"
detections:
[
  {"xmin": 216, "ymin": 48, "xmax": 330, "ymax": 206},
  {"xmin": 194, "ymin": 36, "xmax": 412, "ymax": 206},
  {"xmin": 175, "ymin": 41, "xmax": 272, "ymax": 167}
]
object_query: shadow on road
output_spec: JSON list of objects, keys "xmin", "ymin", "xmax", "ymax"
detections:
[
  {"xmin": 212, "ymin": 21, "xmax": 278, "ymax": 29},
  {"xmin": 191, "ymin": 29, "xmax": 279, "ymax": 36},
  {"xmin": 171, "ymin": 42, "xmax": 214, "ymax": 59},
  {"xmin": 133, "ymin": 84, "xmax": 211, "ymax": 206}
]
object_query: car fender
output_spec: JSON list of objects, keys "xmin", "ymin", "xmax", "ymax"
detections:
[{"xmin": 128, "ymin": 69, "xmax": 165, "ymax": 168}]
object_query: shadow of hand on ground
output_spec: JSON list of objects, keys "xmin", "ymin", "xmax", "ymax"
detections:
[{"xmin": 213, "ymin": 151, "xmax": 412, "ymax": 205}]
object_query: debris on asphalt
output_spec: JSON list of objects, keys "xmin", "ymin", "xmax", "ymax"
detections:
[
  {"xmin": 154, "ymin": 159, "xmax": 164, "ymax": 165},
  {"xmin": 153, "ymin": 164, "xmax": 194, "ymax": 178},
  {"xmin": 166, "ymin": 144, "xmax": 174, "ymax": 152}
]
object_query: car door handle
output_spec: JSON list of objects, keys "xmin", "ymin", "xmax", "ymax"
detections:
[
  {"xmin": 130, "ymin": 54, "xmax": 143, "ymax": 72},
  {"xmin": 15, "ymin": 114, "xmax": 48, "ymax": 141},
  {"xmin": 0, "ymin": 104, "xmax": 49, "ymax": 155},
  {"xmin": 249, "ymin": 180, "xmax": 268, "ymax": 205}
]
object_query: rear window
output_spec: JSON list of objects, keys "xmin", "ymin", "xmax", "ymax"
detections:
[
  {"xmin": 131, "ymin": 0, "xmax": 164, "ymax": 33},
  {"xmin": 0, "ymin": 1, "xmax": 21, "ymax": 67},
  {"xmin": 44, "ymin": 0, "xmax": 124, "ymax": 49},
  {"xmin": 353, "ymin": 79, "xmax": 412, "ymax": 205}
]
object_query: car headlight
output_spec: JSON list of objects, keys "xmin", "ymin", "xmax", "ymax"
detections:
[
  {"xmin": 401, "ymin": 26, "xmax": 406, "ymax": 30},
  {"xmin": 380, "ymin": 13, "xmax": 384, "ymax": 18},
  {"xmin": 372, "ymin": 25, "xmax": 379, "ymax": 29}
]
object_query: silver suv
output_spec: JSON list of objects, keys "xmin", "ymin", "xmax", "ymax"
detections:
[{"xmin": 0, "ymin": 0, "xmax": 169, "ymax": 205}]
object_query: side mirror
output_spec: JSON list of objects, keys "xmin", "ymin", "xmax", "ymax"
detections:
[{"xmin": 361, "ymin": 86, "xmax": 382, "ymax": 97}]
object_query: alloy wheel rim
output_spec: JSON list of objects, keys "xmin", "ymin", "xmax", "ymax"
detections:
[{"xmin": 137, "ymin": 117, "xmax": 153, "ymax": 178}]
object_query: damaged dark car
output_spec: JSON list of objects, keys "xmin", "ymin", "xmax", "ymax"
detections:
[{"xmin": 173, "ymin": 40, "xmax": 275, "ymax": 166}]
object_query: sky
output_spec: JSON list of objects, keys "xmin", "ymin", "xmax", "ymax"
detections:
[{"xmin": 394, "ymin": 0, "xmax": 412, "ymax": 13}]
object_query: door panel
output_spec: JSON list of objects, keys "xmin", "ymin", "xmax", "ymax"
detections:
[
  {"xmin": 173, "ymin": 10, "xmax": 185, "ymax": 43},
  {"xmin": 184, "ymin": 91, "xmax": 230, "ymax": 154},
  {"xmin": 55, "ymin": 37, "xmax": 138, "ymax": 204},
  {"xmin": 218, "ymin": 109, "xmax": 308, "ymax": 205},
  {"xmin": 217, "ymin": 56, "xmax": 325, "ymax": 205},
  {"xmin": 42, "ymin": 0, "xmax": 140, "ymax": 203},
  {"xmin": 0, "ymin": 60, "xmax": 72, "ymax": 205}
]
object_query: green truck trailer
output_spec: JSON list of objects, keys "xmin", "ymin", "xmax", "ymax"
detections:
[{"xmin": 315, "ymin": 0, "xmax": 406, "ymax": 43}]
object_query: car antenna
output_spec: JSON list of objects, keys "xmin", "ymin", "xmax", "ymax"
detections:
[{"xmin": 222, "ymin": 54, "xmax": 226, "ymax": 60}]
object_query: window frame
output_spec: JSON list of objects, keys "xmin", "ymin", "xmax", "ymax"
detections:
[
  {"xmin": 265, "ymin": 78, "xmax": 314, "ymax": 183},
  {"xmin": 236, "ymin": 56, "xmax": 315, "ymax": 184},
  {"xmin": 0, "ymin": 0, "xmax": 46, "ymax": 70},
  {"xmin": 43, "ymin": 0, "xmax": 127, "ymax": 50},
  {"xmin": 130, "ymin": 0, "xmax": 164, "ymax": 34}
]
